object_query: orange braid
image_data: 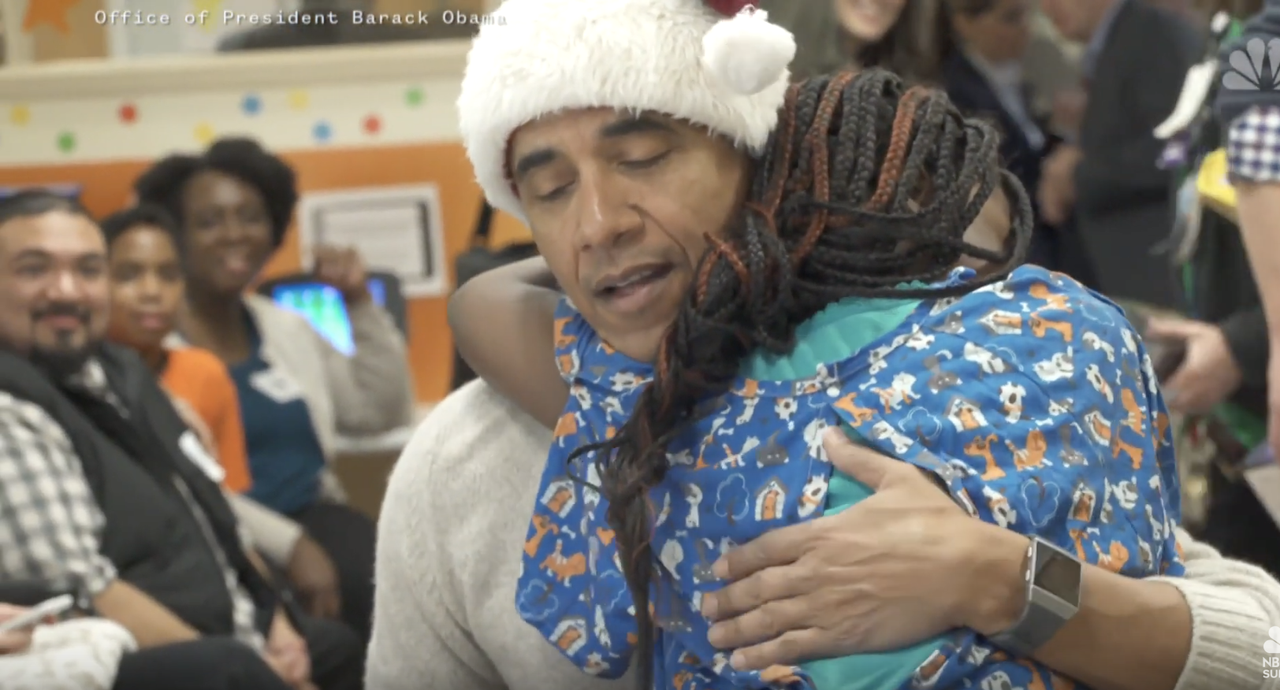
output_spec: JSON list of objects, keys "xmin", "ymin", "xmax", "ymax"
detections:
[
  {"xmin": 793, "ymin": 71, "xmax": 856, "ymax": 263},
  {"xmin": 867, "ymin": 87, "xmax": 927, "ymax": 211}
]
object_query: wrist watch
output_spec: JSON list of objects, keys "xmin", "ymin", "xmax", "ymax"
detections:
[{"xmin": 987, "ymin": 537, "xmax": 1083, "ymax": 657}]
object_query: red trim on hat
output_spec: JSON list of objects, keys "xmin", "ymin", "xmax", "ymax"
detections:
[{"xmin": 704, "ymin": 0, "xmax": 755, "ymax": 17}]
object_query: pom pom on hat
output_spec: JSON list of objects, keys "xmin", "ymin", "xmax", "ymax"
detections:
[{"xmin": 701, "ymin": 6, "xmax": 796, "ymax": 96}]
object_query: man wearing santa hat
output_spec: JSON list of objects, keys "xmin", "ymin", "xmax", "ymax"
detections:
[{"xmin": 366, "ymin": 1, "xmax": 1280, "ymax": 689}]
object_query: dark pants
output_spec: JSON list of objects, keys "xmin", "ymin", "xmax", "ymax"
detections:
[
  {"xmin": 111, "ymin": 616, "xmax": 363, "ymax": 690},
  {"xmin": 1201, "ymin": 464, "xmax": 1280, "ymax": 579},
  {"xmin": 294, "ymin": 502, "xmax": 376, "ymax": 641}
]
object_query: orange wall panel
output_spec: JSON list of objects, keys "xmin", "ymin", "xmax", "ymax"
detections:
[{"xmin": 0, "ymin": 142, "xmax": 533, "ymax": 403}]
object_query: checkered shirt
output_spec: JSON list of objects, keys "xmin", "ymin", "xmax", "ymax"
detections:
[
  {"xmin": 0, "ymin": 359, "xmax": 263, "ymax": 649},
  {"xmin": 1227, "ymin": 105, "xmax": 1280, "ymax": 181}
]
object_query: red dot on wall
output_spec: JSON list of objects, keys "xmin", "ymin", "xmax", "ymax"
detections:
[
  {"xmin": 362, "ymin": 115, "xmax": 381, "ymax": 135},
  {"xmin": 118, "ymin": 104, "xmax": 137, "ymax": 124}
]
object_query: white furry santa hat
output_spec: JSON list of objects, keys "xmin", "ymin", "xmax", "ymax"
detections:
[{"xmin": 456, "ymin": 0, "xmax": 796, "ymax": 223}]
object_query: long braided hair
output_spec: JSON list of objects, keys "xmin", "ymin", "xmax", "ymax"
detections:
[{"xmin": 573, "ymin": 68, "xmax": 1032, "ymax": 687}]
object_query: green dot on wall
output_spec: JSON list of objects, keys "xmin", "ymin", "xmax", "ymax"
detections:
[
  {"xmin": 405, "ymin": 86, "xmax": 424, "ymax": 107},
  {"xmin": 57, "ymin": 132, "xmax": 76, "ymax": 153}
]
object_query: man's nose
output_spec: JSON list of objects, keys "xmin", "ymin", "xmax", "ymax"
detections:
[
  {"xmin": 47, "ymin": 268, "xmax": 86, "ymax": 300},
  {"xmin": 574, "ymin": 175, "xmax": 642, "ymax": 251}
]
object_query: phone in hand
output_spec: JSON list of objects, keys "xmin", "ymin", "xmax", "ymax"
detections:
[{"xmin": 0, "ymin": 594, "xmax": 75, "ymax": 634}]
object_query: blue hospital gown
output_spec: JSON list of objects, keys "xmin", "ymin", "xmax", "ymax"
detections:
[{"xmin": 516, "ymin": 266, "xmax": 1184, "ymax": 690}]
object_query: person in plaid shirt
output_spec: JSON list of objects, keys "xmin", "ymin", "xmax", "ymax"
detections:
[
  {"xmin": 1216, "ymin": 0, "xmax": 1280, "ymax": 459},
  {"xmin": 0, "ymin": 190, "xmax": 364, "ymax": 690}
]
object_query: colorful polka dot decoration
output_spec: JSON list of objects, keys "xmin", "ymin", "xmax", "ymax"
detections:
[
  {"xmin": 191, "ymin": 0, "xmax": 223, "ymax": 33},
  {"xmin": 313, "ymin": 121, "xmax": 332, "ymax": 143},
  {"xmin": 12, "ymin": 82, "xmax": 438, "ymax": 156},
  {"xmin": 194, "ymin": 122, "xmax": 215, "ymax": 144},
  {"xmin": 288, "ymin": 90, "xmax": 310, "ymax": 110}
]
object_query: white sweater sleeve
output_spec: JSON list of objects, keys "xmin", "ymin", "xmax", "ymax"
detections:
[
  {"xmin": 366, "ymin": 394, "xmax": 507, "ymax": 690},
  {"xmin": 1157, "ymin": 527, "xmax": 1280, "ymax": 690},
  {"xmin": 366, "ymin": 382, "xmax": 630, "ymax": 690}
]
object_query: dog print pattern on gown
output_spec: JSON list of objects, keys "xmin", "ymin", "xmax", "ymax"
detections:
[{"xmin": 517, "ymin": 265, "xmax": 1184, "ymax": 690}]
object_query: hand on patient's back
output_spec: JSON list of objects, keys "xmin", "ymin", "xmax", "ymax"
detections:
[{"xmin": 701, "ymin": 429, "xmax": 1007, "ymax": 670}]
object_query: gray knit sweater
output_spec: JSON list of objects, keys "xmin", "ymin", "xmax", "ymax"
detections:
[{"xmin": 368, "ymin": 381, "xmax": 1280, "ymax": 690}]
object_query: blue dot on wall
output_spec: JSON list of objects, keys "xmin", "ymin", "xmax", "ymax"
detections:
[
  {"xmin": 312, "ymin": 120, "xmax": 332, "ymax": 143},
  {"xmin": 241, "ymin": 94, "xmax": 262, "ymax": 116}
]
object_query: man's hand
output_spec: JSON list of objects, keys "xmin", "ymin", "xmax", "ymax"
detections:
[
  {"xmin": 266, "ymin": 610, "xmax": 312, "ymax": 689},
  {"xmin": 313, "ymin": 246, "xmax": 370, "ymax": 304},
  {"xmin": 286, "ymin": 535, "xmax": 342, "ymax": 619},
  {"xmin": 1038, "ymin": 144, "xmax": 1083, "ymax": 226},
  {"xmin": 0, "ymin": 605, "xmax": 34, "ymax": 655},
  {"xmin": 1145, "ymin": 318, "xmax": 1243, "ymax": 414},
  {"xmin": 700, "ymin": 429, "xmax": 1027, "ymax": 670}
]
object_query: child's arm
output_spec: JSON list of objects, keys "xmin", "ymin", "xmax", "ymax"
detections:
[{"xmin": 447, "ymin": 256, "xmax": 568, "ymax": 429}]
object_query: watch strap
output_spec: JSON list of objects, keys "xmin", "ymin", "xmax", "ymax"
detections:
[{"xmin": 987, "ymin": 537, "xmax": 1080, "ymax": 657}]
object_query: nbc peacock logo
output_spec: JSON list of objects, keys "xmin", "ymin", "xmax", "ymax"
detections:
[
  {"xmin": 1224, "ymin": 38, "xmax": 1280, "ymax": 91},
  {"xmin": 1265, "ymin": 627, "xmax": 1280, "ymax": 678},
  {"xmin": 1266, "ymin": 626, "xmax": 1280, "ymax": 653}
]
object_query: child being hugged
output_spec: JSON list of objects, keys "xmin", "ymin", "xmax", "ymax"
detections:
[{"xmin": 450, "ymin": 5, "xmax": 1182, "ymax": 689}]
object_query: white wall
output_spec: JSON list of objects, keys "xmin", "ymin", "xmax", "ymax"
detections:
[{"xmin": 0, "ymin": 41, "xmax": 466, "ymax": 165}]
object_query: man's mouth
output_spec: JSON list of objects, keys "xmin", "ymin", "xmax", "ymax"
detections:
[
  {"xmin": 35, "ymin": 307, "xmax": 88, "ymax": 330},
  {"xmin": 594, "ymin": 263, "xmax": 675, "ymax": 314},
  {"xmin": 596, "ymin": 263, "xmax": 673, "ymax": 297},
  {"xmin": 39, "ymin": 315, "xmax": 85, "ymax": 329}
]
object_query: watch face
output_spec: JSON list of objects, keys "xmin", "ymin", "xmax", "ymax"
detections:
[{"xmin": 1034, "ymin": 547, "xmax": 1082, "ymax": 603}]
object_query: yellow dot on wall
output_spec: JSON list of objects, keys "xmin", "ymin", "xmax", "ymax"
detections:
[
  {"xmin": 10, "ymin": 105, "xmax": 30, "ymax": 126},
  {"xmin": 191, "ymin": 0, "xmax": 223, "ymax": 32},
  {"xmin": 194, "ymin": 122, "xmax": 215, "ymax": 144},
  {"xmin": 288, "ymin": 90, "xmax": 309, "ymax": 110}
]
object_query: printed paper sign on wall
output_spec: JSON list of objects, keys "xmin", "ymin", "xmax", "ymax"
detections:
[{"xmin": 296, "ymin": 184, "xmax": 448, "ymax": 298}]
